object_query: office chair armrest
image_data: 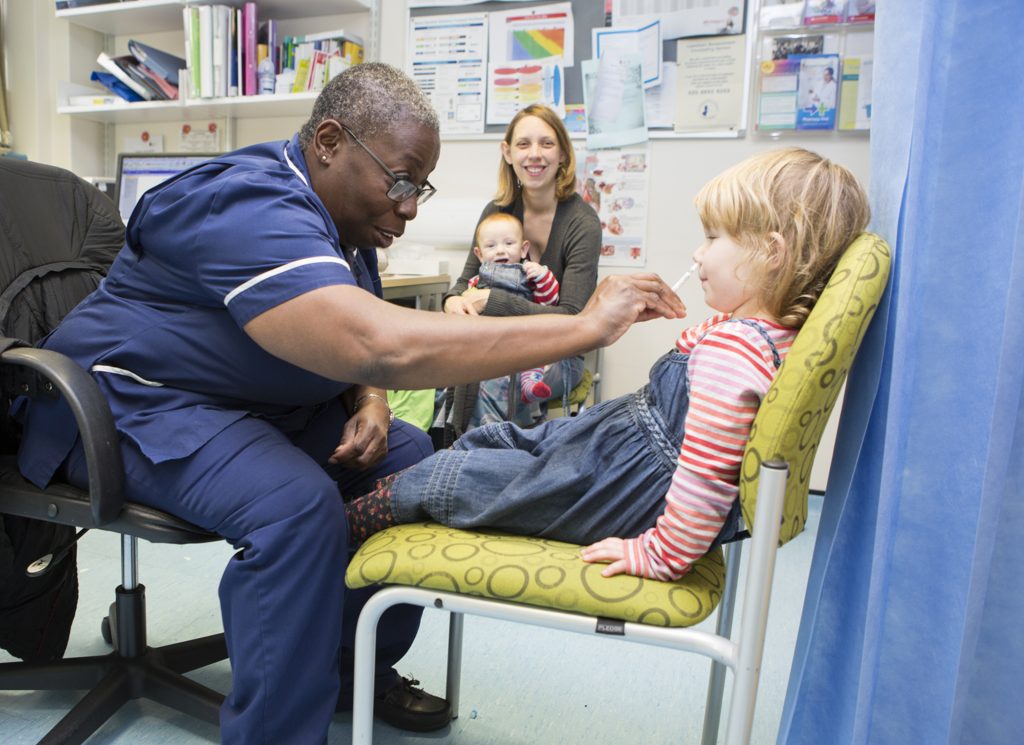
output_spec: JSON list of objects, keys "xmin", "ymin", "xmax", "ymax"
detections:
[{"xmin": 1, "ymin": 342, "xmax": 125, "ymax": 526}]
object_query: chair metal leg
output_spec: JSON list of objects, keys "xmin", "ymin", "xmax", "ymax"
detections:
[
  {"xmin": 446, "ymin": 612, "xmax": 464, "ymax": 719},
  {"xmin": 724, "ymin": 462, "xmax": 788, "ymax": 745},
  {"xmin": 701, "ymin": 540, "xmax": 744, "ymax": 745},
  {"xmin": 353, "ymin": 597, "xmax": 383, "ymax": 745}
]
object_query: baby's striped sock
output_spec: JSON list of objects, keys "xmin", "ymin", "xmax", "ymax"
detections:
[{"xmin": 520, "ymin": 369, "xmax": 552, "ymax": 403}]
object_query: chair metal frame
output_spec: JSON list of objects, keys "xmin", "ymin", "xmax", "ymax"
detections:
[{"xmin": 351, "ymin": 461, "xmax": 788, "ymax": 745}]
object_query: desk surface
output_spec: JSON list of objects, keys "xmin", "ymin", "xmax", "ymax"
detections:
[
  {"xmin": 380, "ymin": 274, "xmax": 450, "ymax": 311},
  {"xmin": 380, "ymin": 274, "xmax": 450, "ymax": 289}
]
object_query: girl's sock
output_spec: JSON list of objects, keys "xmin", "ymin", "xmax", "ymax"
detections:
[
  {"xmin": 346, "ymin": 474, "xmax": 398, "ymax": 545},
  {"xmin": 520, "ymin": 369, "xmax": 552, "ymax": 403}
]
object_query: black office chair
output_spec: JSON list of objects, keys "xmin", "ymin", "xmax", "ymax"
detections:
[{"xmin": 0, "ymin": 158, "xmax": 228, "ymax": 744}]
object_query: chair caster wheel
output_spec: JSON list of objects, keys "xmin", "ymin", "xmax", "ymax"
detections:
[{"xmin": 101, "ymin": 616, "xmax": 112, "ymax": 645}]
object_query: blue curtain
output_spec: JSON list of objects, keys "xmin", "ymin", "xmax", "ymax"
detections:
[{"xmin": 777, "ymin": 3, "xmax": 1024, "ymax": 744}]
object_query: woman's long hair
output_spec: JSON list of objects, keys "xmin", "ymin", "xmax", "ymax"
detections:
[{"xmin": 494, "ymin": 104, "xmax": 577, "ymax": 207}]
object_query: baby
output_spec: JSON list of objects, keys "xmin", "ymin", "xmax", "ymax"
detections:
[{"xmin": 464, "ymin": 212, "xmax": 559, "ymax": 403}]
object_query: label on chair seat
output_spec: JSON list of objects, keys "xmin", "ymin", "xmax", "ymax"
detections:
[{"xmin": 595, "ymin": 617, "xmax": 625, "ymax": 635}]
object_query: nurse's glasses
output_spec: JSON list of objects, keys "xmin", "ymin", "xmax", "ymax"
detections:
[{"xmin": 339, "ymin": 123, "xmax": 436, "ymax": 206}]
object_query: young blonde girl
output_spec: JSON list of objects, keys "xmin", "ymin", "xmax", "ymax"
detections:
[{"xmin": 347, "ymin": 148, "xmax": 870, "ymax": 581}]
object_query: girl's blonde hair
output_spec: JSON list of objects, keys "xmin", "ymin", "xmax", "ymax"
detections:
[
  {"xmin": 695, "ymin": 147, "xmax": 870, "ymax": 328},
  {"xmin": 495, "ymin": 104, "xmax": 577, "ymax": 206}
]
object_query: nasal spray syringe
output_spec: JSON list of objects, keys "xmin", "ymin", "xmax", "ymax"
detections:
[{"xmin": 671, "ymin": 262, "xmax": 698, "ymax": 294}]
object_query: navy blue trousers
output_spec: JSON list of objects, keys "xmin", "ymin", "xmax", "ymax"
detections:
[{"xmin": 65, "ymin": 399, "xmax": 434, "ymax": 745}]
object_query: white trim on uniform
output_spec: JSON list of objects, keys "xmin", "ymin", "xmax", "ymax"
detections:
[
  {"xmin": 283, "ymin": 143, "xmax": 308, "ymax": 186},
  {"xmin": 91, "ymin": 365, "xmax": 165, "ymax": 387},
  {"xmin": 223, "ymin": 256, "xmax": 351, "ymax": 306}
]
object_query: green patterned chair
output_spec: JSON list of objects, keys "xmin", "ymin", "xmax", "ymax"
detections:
[{"xmin": 347, "ymin": 233, "xmax": 891, "ymax": 745}]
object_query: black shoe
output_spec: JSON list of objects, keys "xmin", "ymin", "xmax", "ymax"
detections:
[{"xmin": 337, "ymin": 676, "xmax": 452, "ymax": 733}]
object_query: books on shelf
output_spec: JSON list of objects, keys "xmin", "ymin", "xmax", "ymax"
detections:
[
  {"xmin": 96, "ymin": 52, "xmax": 178, "ymax": 102},
  {"xmin": 243, "ymin": 2, "xmax": 258, "ymax": 96},
  {"xmin": 182, "ymin": 6, "xmax": 201, "ymax": 99},
  {"xmin": 88, "ymin": 72, "xmax": 144, "ymax": 103},
  {"xmin": 179, "ymin": 4, "xmax": 363, "ymax": 100},
  {"xmin": 197, "ymin": 5, "xmax": 215, "ymax": 97},
  {"xmin": 127, "ymin": 40, "xmax": 186, "ymax": 87},
  {"xmin": 55, "ymin": 0, "xmax": 118, "ymax": 8},
  {"xmin": 298, "ymin": 29, "xmax": 364, "ymax": 47}
]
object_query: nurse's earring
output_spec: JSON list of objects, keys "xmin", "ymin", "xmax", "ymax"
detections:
[{"xmin": 321, "ymin": 154, "xmax": 328, "ymax": 162}]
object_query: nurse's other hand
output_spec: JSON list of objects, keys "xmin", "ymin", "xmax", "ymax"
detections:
[
  {"xmin": 581, "ymin": 274, "xmax": 686, "ymax": 347},
  {"xmin": 329, "ymin": 404, "xmax": 390, "ymax": 469},
  {"xmin": 443, "ymin": 295, "xmax": 479, "ymax": 315}
]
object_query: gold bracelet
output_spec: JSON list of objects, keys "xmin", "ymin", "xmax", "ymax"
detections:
[{"xmin": 354, "ymin": 393, "xmax": 395, "ymax": 424}]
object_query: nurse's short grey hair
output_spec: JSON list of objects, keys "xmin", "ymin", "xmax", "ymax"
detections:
[{"xmin": 299, "ymin": 63, "xmax": 439, "ymax": 147}]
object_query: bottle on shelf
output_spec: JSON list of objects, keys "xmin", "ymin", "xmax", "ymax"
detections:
[{"xmin": 258, "ymin": 56, "xmax": 275, "ymax": 95}]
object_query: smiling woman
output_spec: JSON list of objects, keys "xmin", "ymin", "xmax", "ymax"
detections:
[
  {"xmin": 441, "ymin": 104, "xmax": 603, "ymax": 430},
  {"xmin": 15, "ymin": 63, "xmax": 684, "ymax": 745}
]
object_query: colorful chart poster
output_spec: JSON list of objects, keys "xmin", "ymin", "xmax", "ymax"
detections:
[
  {"xmin": 488, "ymin": 2, "xmax": 574, "ymax": 67},
  {"xmin": 575, "ymin": 145, "xmax": 650, "ymax": 268},
  {"xmin": 486, "ymin": 60, "xmax": 565, "ymax": 125},
  {"xmin": 407, "ymin": 12, "xmax": 489, "ymax": 135},
  {"xmin": 795, "ymin": 54, "xmax": 839, "ymax": 129}
]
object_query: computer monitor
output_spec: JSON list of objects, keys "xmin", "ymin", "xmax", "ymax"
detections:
[{"xmin": 114, "ymin": 152, "xmax": 221, "ymax": 223}]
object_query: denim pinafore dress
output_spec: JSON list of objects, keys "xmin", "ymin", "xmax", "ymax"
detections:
[{"xmin": 391, "ymin": 320, "xmax": 782, "ymax": 549}]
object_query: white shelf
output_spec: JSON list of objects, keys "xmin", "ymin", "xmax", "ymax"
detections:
[
  {"xmin": 58, "ymin": 92, "xmax": 319, "ymax": 123},
  {"xmin": 758, "ymin": 21, "xmax": 875, "ymax": 35},
  {"xmin": 182, "ymin": 92, "xmax": 319, "ymax": 120},
  {"xmin": 57, "ymin": 0, "xmax": 371, "ymax": 35}
]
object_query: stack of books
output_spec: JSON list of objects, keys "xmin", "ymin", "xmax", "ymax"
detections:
[{"xmin": 87, "ymin": 42, "xmax": 184, "ymax": 104}]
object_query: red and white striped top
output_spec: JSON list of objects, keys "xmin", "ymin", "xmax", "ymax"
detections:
[
  {"xmin": 467, "ymin": 266, "xmax": 559, "ymax": 306},
  {"xmin": 528, "ymin": 267, "xmax": 559, "ymax": 306},
  {"xmin": 623, "ymin": 314, "xmax": 797, "ymax": 581}
]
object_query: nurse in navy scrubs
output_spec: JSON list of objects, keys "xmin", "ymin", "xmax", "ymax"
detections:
[{"xmin": 16, "ymin": 63, "xmax": 684, "ymax": 744}]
